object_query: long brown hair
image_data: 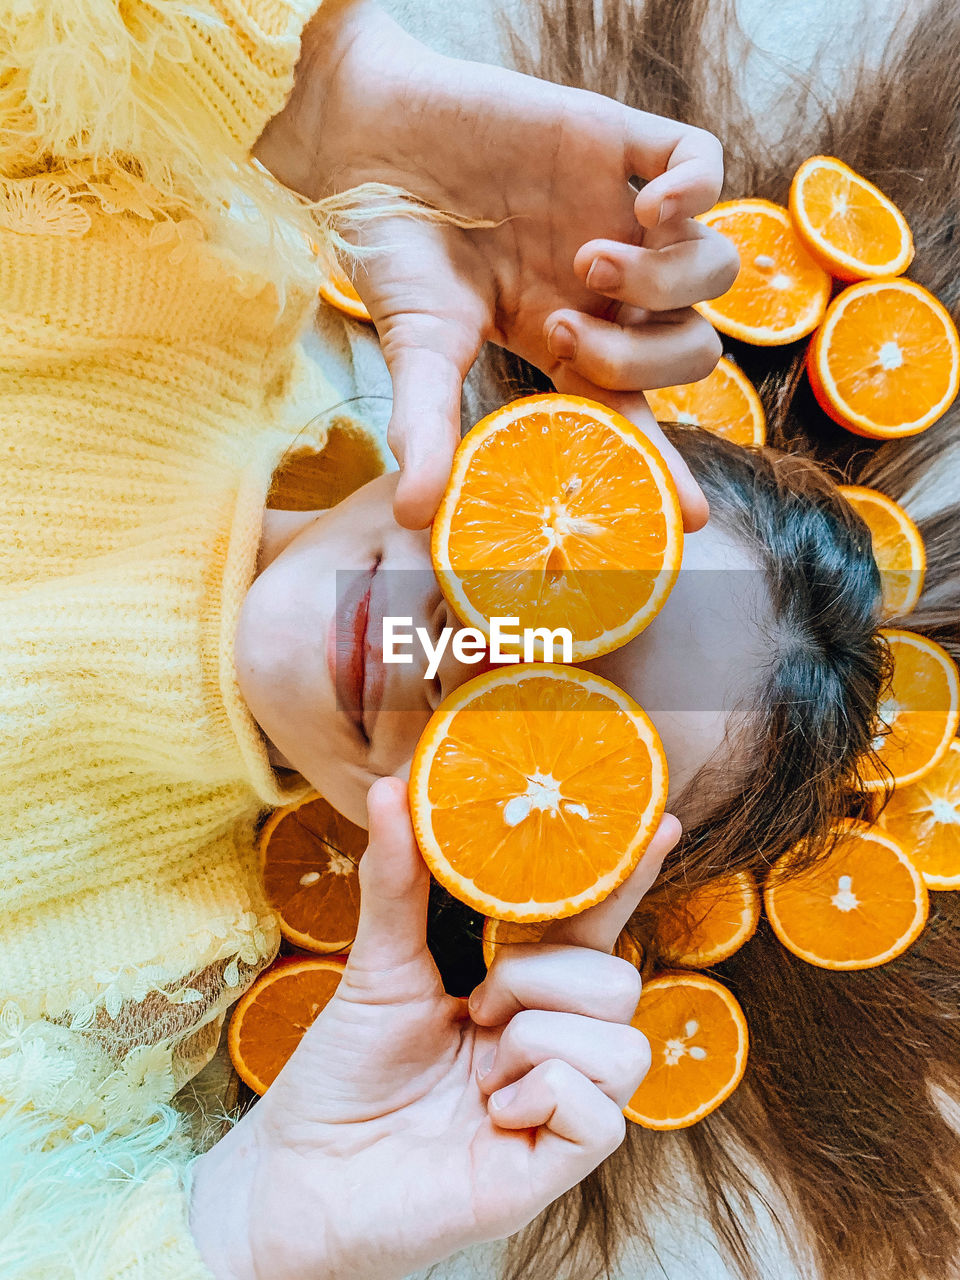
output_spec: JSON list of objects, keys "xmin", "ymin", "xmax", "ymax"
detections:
[{"xmin": 468, "ymin": 3, "xmax": 960, "ymax": 1278}]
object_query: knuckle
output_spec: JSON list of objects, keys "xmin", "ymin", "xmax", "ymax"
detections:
[
  {"xmin": 502, "ymin": 1010, "xmax": 540, "ymax": 1057},
  {"xmin": 619, "ymin": 1027, "xmax": 652, "ymax": 1087},
  {"xmin": 605, "ymin": 958, "xmax": 644, "ymax": 1019},
  {"xmin": 540, "ymin": 1056, "xmax": 577, "ymax": 1095},
  {"xmin": 711, "ymin": 237, "xmax": 741, "ymax": 294},
  {"xmin": 685, "ymin": 322, "xmax": 723, "ymax": 381},
  {"xmin": 593, "ymin": 1102, "xmax": 628, "ymax": 1153}
]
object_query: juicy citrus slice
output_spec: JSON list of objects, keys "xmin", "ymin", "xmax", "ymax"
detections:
[
  {"xmin": 789, "ymin": 156, "xmax": 915, "ymax": 282},
  {"xmin": 228, "ymin": 955, "xmax": 346, "ymax": 1095},
  {"xmin": 653, "ymin": 872, "xmax": 760, "ymax": 969},
  {"xmin": 862, "ymin": 629, "xmax": 960, "ymax": 791},
  {"xmin": 838, "ymin": 485, "xmax": 926, "ymax": 618},
  {"xmin": 807, "ymin": 279, "xmax": 960, "ymax": 438},
  {"xmin": 879, "ymin": 739, "xmax": 960, "ymax": 888},
  {"xmin": 431, "ymin": 394, "xmax": 683, "ymax": 663},
  {"xmin": 763, "ymin": 821, "xmax": 928, "ymax": 969},
  {"xmin": 481, "ymin": 916, "xmax": 644, "ymax": 968},
  {"xmin": 624, "ymin": 972, "xmax": 748, "ymax": 1130},
  {"xmin": 318, "ymin": 267, "xmax": 373, "ymax": 322},
  {"xmin": 409, "ymin": 663, "xmax": 668, "ymax": 922},
  {"xmin": 259, "ymin": 793, "xmax": 365, "ymax": 954},
  {"xmin": 645, "ymin": 357, "xmax": 766, "ymax": 446},
  {"xmin": 694, "ymin": 200, "xmax": 831, "ymax": 345}
]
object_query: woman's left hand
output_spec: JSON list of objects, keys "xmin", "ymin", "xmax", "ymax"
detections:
[{"xmin": 255, "ymin": 0, "xmax": 739, "ymax": 531}]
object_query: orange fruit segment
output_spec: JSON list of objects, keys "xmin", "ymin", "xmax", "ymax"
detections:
[
  {"xmin": 653, "ymin": 871, "xmax": 761, "ymax": 968},
  {"xmin": 409, "ymin": 663, "xmax": 668, "ymax": 922},
  {"xmin": 645, "ymin": 357, "xmax": 766, "ymax": 446},
  {"xmin": 228, "ymin": 955, "xmax": 346, "ymax": 1095},
  {"xmin": 862, "ymin": 629, "xmax": 960, "ymax": 791},
  {"xmin": 694, "ymin": 200, "xmax": 831, "ymax": 345},
  {"xmin": 431, "ymin": 393, "xmax": 683, "ymax": 663},
  {"xmin": 789, "ymin": 156, "xmax": 915, "ymax": 282},
  {"xmin": 838, "ymin": 485, "xmax": 926, "ymax": 619},
  {"xmin": 807, "ymin": 279, "xmax": 960, "ymax": 438},
  {"xmin": 763, "ymin": 821, "xmax": 928, "ymax": 969},
  {"xmin": 259, "ymin": 794, "xmax": 365, "ymax": 954},
  {"xmin": 481, "ymin": 916, "xmax": 644, "ymax": 969},
  {"xmin": 318, "ymin": 266, "xmax": 373, "ymax": 322},
  {"xmin": 624, "ymin": 972, "xmax": 748, "ymax": 1130},
  {"xmin": 879, "ymin": 739, "xmax": 960, "ymax": 888}
]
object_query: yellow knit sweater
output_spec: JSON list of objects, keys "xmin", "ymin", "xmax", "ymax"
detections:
[{"xmin": 0, "ymin": 1, "xmax": 376, "ymax": 1274}]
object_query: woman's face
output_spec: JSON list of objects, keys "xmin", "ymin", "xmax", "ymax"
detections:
[{"xmin": 235, "ymin": 472, "xmax": 773, "ymax": 829}]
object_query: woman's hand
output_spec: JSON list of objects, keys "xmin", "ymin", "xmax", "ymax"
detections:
[
  {"xmin": 255, "ymin": 1, "xmax": 738, "ymax": 532},
  {"xmin": 189, "ymin": 777, "xmax": 680, "ymax": 1280}
]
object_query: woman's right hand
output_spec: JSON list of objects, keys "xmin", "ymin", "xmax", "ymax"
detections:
[{"xmin": 188, "ymin": 777, "xmax": 679, "ymax": 1280}]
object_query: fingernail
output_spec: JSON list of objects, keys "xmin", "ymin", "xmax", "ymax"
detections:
[
  {"xmin": 586, "ymin": 256, "xmax": 622, "ymax": 293},
  {"xmin": 476, "ymin": 1051, "xmax": 495, "ymax": 1080},
  {"xmin": 546, "ymin": 320, "xmax": 577, "ymax": 362},
  {"xmin": 490, "ymin": 1083, "xmax": 518, "ymax": 1110},
  {"xmin": 657, "ymin": 196, "xmax": 677, "ymax": 226},
  {"xmin": 468, "ymin": 985, "xmax": 484, "ymax": 1017}
]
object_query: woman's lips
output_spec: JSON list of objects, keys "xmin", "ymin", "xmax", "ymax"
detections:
[{"xmin": 327, "ymin": 559, "xmax": 385, "ymax": 748}]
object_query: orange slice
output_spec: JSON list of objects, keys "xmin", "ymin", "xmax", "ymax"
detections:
[
  {"xmin": 694, "ymin": 200, "xmax": 831, "ymax": 345},
  {"xmin": 624, "ymin": 972, "xmax": 748, "ymax": 1130},
  {"xmin": 763, "ymin": 821, "xmax": 928, "ymax": 969},
  {"xmin": 228, "ymin": 955, "xmax": 346, "ymax": 1095},
  {"xmin": 259, "ymin": 793, "xmax": 365, "ymax": 954},
  {"xmin": 862, "ymin": 629, "xmax": 960, "ymax": 791},
  {"xmin": 645, "ymin": 357, "xmax": 766, "ymax": 446},
  {"xmin": 807, "ymin": 279, "xmax": 960, "ymax": 438},
  {"xmin": 318, "ymin": 266, "xmax": 373, "ymax": 322},
  {"xmin": 879, "ymin": 739, "xmax": 960, "ymax": 888},
  {"xmin": 789, "ymin": 156, "xmax": 915, "ymax": 282},
  {"xmin": 653, "ymin": 871, "xmax": 761, "ymax": 969},
  {"xmin": 409, "ymin": 663, "xmax": 668, "ymax": 922},
  {"xmin": 431, "ymin": 393, "xmax": 683, "ymax": 663},
  {"xmin": 481, "ymin": 916, "xmax": 644, "ymax": 969},
  {"xmin": 838, "ymin": 485, "xmax": 926, "ymax": 618}
]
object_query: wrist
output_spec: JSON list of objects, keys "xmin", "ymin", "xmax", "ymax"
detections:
[{"xmin": 187, "ymin": 1117, "xmax": 262, "ymax": 1280}]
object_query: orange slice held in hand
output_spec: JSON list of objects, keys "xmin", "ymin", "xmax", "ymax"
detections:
[
  {"xmin": 789, "ymin": 156, "xmax": 915, "ymax": 282},
  {"xmin": 764, "ymin": 821, "xmax": 928, "ymax": 970},
  {"xmin": 838, "ymin": 485, "xmax": 926, "ymax": 619},
  {"xmin": 879, "ymin": 739, "xmax": 960, "ymax": 889},
  {"xmin": 409, "ymin": 663, "xmax": 668, "ymax": 922},
  {"xmin": 431, "ymin": 393, "xmax": 683, "ymax": 663},
  {"xmin": 807, "ymin": 279, "xmax": 960, "ymax": 438},
  {"xmin": 624, "ymin": 972, "xmax": 749, "ymax": 1130},
  {"xmin": 694, "ymin": 200, "xmax": 831, "ymax": 345},
  {"xmin": 653, "ymin": 871, "xmax": 761, "ymax": 969},
  {"xmin": 259, "ymin": 794, "xmax": 365, "ymax": 954},
  {"xmin": 862, "ymin": 629, "xmax": 960, "ymax": 792},
  {"xmin": 645, "ymin": 357, "xmax": 767, "ymax": 446},
  {"xmin": 481, "ymin": 916, "xmax": 645, "ymax": 969},
  {"xmin": 228, "ymin": 955, "xmax": 346, "ymax": 1095}
]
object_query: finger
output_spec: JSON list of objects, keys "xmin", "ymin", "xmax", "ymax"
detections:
[
  {"xmin": 545, "ymin": 814, "xmax": 681, "ymax": 951},
  {"xmin": 544, "ymin": 306, "xmax": 722, "ymax": 391},
  {"xmin": 625, "ymin": 120, "xmax": 724, "ymax": 227},
  {"xmin": 574, "ymin": 225, "xmax": 740, "ymax": 312},
  {"xmin": 469, "ymin": 945, "xmax": 642, "ymax": 1027},
  {"xmin": 348, "ymin": 776, "xmax": 432, "ymax": 970},
  {"xmin": 478, "ymin": 1010, "xmax": 650, "ymax": 1108}
]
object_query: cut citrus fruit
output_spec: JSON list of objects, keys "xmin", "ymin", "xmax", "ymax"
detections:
[
  {"xmin": 653, "ymin": 871, "xmax": 760, "ymax": 968},
  {"xmin": 624, "ymin": 972, "xmax": 748, "ymax": 1129},
  {"xmin": 764, "ymin": 821, "xmax": 928, "ymax": 969},
  {"xmin": 838, "ymin": 485, "xmax": 926, "ymax": 618},
  {"xmin": 431, "ymin": 393, "xmax": 683, "ymax": 663},
  {"xmin": 318, "ymin": 266, "xmax": 372, "ymax": 322},
  {"xmin": 228, "ymin": 955, "xmax": 346, "ymax": 1095},
  {"xmin": 694, "ymin": 200, "xmax": 831, "ymax": 345},
  {"xmin": 862, "ymin": 629, "xmax": 960, "ymax": 791},
  {"xmin": 789, "ymin": 156, "xmax": 915, "ymax": 282},
  {"xmin": 879, "ymin": 739, "xmax": 960, "ymax": 888},
  {"xmin": 259, "ymin": 793, "xmax": 365, "ymax": 954},
  {"xmin": 481, "ymin": 916, "xmax": 644, "ymax": 969},
  {"xmin": 807, "ymin": 279, "xmax": 960, "ymax": 438},
  {"xmin": 409, "ymin": 663, "xmax": 668, "ymax": 922},
  {"xmin": 645, "ymin": 357, "xmax": 766, "ymax": 446}
]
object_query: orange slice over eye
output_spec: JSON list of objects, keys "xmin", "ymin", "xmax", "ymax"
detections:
[
  {"xmin": 645, "ymin": 357, "xmax": 766, "ymax": 446},
  {"xmin": 862, "ymin": 629, "xmax": 960, "ymax": 791},
  {"xmin": 259, "ymin": 794, "xmax": 365, "ymax": 954},
  {"xmin": 694, "ymin": 199, "xmax": 831, "ymax": 345},
  {"xmin": 789, "ymin": 156, "xmax": 915, "ymax": 282},
  {"xmin": 431, "ymin": 393, "xmax": 683, "ymax": 663},
  {"xmin": 318, "ymin": 266, "xmax": 373, "ymax": 322},
  {"xmin": 228, "ymin": 955, "xmax": 346, "ymax": 1095},
  {"xmin": 653, "ymin": 871, "xmax": 761, "ymax": 969},
  {"xmin": 624, "ymin": 972, "xmax": 749, "ymax": 1130},
  {"xmin": 807, "ymin": 278, "xmax": 960, "ymax": 438},
  {"xmin": 409, "ymin": 664, "xmax": 668, "ymax": 923},
  {"xmin": 481, "ymin": 916, "xmax": 644, "ymax": 969},
  {"xmin": 763, "ymin": 821, "xmax": 928, "ymax": 969},
  {"xmin": 838, "ymin": 485, "xmax": 926, "ymax": 619},
  {"xmin": 879, "ymin": 738, "xmax": 960, "ymax": 889}
]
